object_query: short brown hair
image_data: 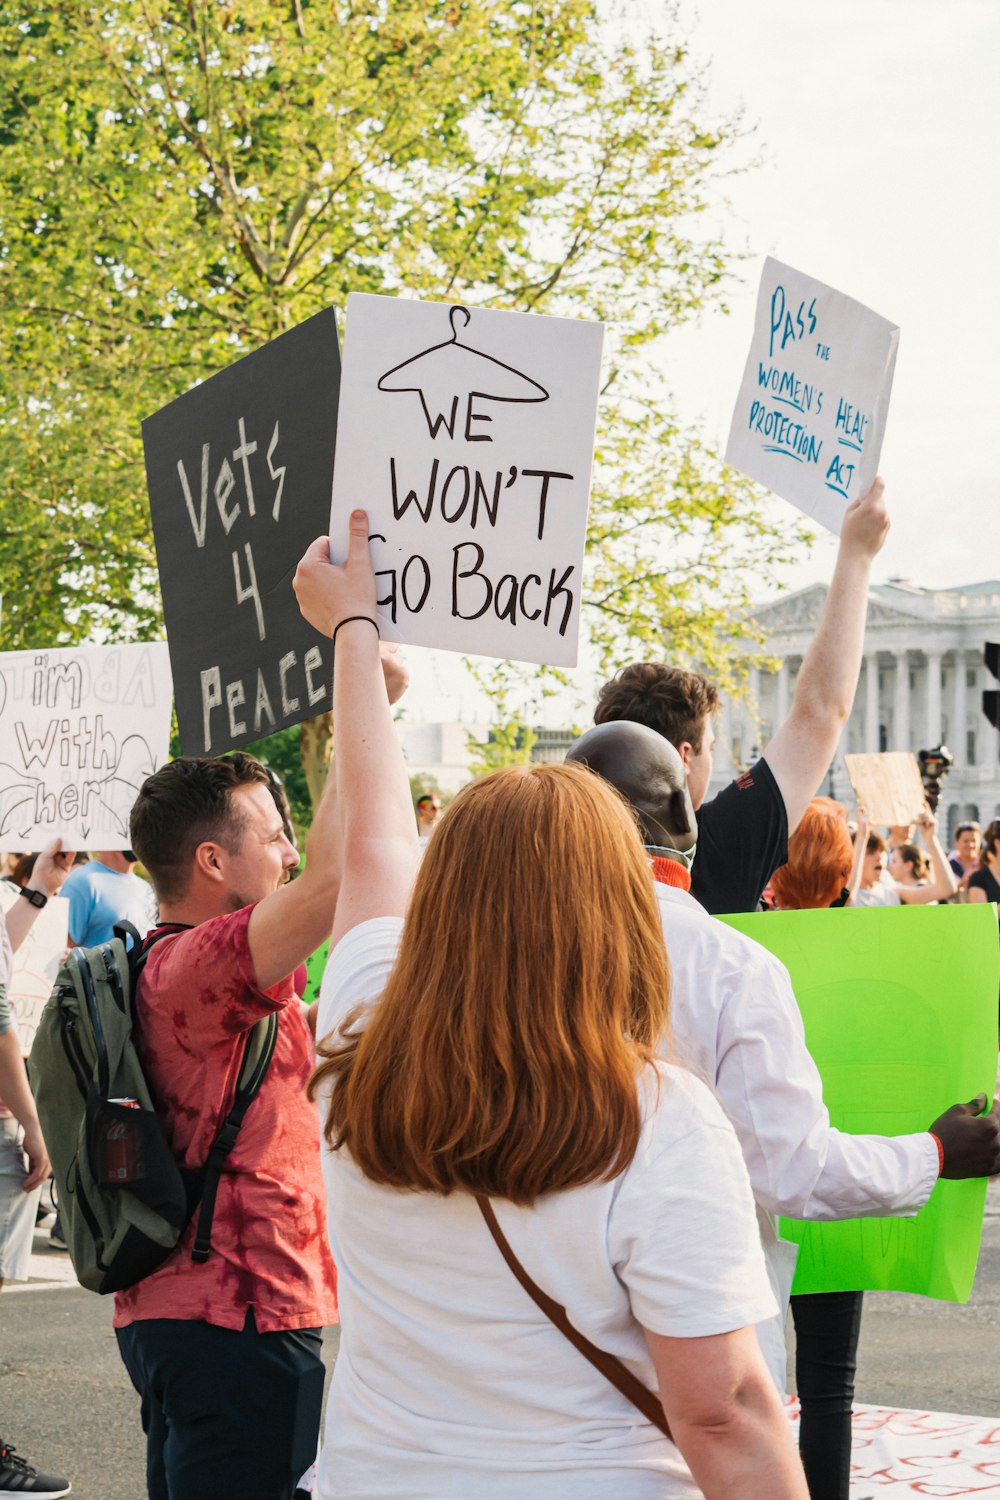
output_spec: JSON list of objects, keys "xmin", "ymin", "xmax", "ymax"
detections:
[
  {"xmin": 594, "ymin": 663, "xmax": 719, "ymax": 753},
  {"xmin": 130, "ymin": 754, "xmax": 272, "ymax": 904},
  {"xmin": 770, "ymin": 799, "xmax": 853, "ymax": 910},
  {"xmin": 311, "ymin": 762, "xmax": 671, "ymax": 1206}
]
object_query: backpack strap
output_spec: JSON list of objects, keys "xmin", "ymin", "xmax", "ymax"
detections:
[
  {"xmin": 113, "ymin": 919, "xmax": 145, "ymax": 954},
  {"xmin": 114, "ymin": 922, "xmax": 177, "ymax": 1019},
  {"xmin": 190, "ymin": 1013, "xmax": 279, "ymax": 1264},
  {"xmin": 474, "ymin": 1193, "xmax": 673, "ymax": 1441}
]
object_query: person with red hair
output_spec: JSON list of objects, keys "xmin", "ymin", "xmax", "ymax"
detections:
[
  {"xmin": 770, "ymin": 800, "xmax": 858, "ymax": 913},
  {"xmin": 768, "ymin": 799, "xmax": 874, "ymax": 1499}
]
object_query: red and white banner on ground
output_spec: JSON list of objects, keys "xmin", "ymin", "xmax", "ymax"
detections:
[{"xmin": 788, "ymin": 1400, "xmax": 1000, "ymax": 1495}]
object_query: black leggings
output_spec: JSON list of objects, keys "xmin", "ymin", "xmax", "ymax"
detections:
[{"xmin": 790, "ymin": 1289, "xmax": 865, "ymax": 1500}]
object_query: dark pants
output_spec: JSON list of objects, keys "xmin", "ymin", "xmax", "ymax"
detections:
[
  {"xmin": 790, "ymin": 1290, "xmax": 865, "ymax": 1500},
  {"xmin": 116, "ymin": 1311, "xmax": 324, "ymax": 1500}
]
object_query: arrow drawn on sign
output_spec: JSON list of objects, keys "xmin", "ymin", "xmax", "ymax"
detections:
[{"xmin": 0, "ymin": 733, "xmax": 158, "ymax": 840}]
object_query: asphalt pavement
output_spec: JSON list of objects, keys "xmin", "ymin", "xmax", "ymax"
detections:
[{"xmin": 2, "ymin": 1179, "xmax": 999, "ymax": 1500}]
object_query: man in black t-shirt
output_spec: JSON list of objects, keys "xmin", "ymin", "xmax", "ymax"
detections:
[{"xmin": 594, "ymin": 478, "xmax": 891, "ymax": 915}]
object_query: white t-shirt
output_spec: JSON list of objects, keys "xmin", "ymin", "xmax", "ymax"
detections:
[
  {"xmin": 853, "ymin": 882, "xmax": 902, "ymax": 907},
  {"xmin": 652, "ymin": 882, "xmax": 937, "ymax": 1385},
  {"xmin": 315, "ymin": 917, "xmax": 776, "ymax": 1500}
]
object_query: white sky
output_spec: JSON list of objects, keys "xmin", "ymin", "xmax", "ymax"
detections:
[{"xmin": 404, "ymin": 0, "xmax": 1000, "ymax": 726}]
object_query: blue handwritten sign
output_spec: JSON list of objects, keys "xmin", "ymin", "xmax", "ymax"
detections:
[{"xmin": 725, "ymin": 258, "xmax": 899, "ymax": 534}]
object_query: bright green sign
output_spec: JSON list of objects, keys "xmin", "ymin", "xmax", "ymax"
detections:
[
  {"xmin": 303, "ymin": 938, "xmax": 330, "ymax": 1006},
  {"xmin": 718, "ymin": 904, "xmax": 999, "ymax": 1302}
]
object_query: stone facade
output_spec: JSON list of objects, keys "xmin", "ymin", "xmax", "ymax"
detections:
[
  {"xmin": 711, "ymin": 579, "xmax": 1000, "ymax": 842},
  {"xmin": 398, "ymin": 719, "xmax": 488, "ymax": 795}
]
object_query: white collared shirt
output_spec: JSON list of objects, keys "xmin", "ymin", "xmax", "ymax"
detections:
[{"xmin": 654, "ymin": 882, "xmax": 938, "ymax": 1385}]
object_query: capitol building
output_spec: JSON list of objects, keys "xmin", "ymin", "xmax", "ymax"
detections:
[{"xmin": 709, "ymin": 579, "xmax": 1000, "ymax": 841}]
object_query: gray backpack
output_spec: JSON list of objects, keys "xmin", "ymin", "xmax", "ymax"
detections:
[{"xmin": 28, "ymin": 922, "xmax": 276, "ymax": 1294}]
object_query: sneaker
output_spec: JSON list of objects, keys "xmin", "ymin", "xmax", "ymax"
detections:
[
  {"xmin": 48, "ymin": 1218, "xmax": 67, "ymax": 1252},
  {"xmin": 0, "ymin": 1440, "xmax": 71, "ymax": 1497}
]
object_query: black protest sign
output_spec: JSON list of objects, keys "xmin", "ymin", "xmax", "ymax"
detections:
[{"xmin": 143, "ymin": 310, "xmax": 340, "ymax": 754}]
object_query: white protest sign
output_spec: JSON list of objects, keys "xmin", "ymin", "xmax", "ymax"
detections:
[
  {"xmin": 725, "ymin": 258, "xmax": 899, "ymax": 534},
  {"xmin": 0, "ymin": 643, "xmax": 173, "ymax": 851},
  {"xmin": 0, "ymin": 886, "xmax": 68, "ymax": 1056},
  {"xmin": 329, "ymin": 294, "xmax": 604, "ymax": 666}
]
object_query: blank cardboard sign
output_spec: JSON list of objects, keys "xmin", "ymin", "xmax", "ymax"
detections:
[
  {"xmin": 0, "ymin": 886, "xmax": 68, "ymax": 1056},
  {"xmin": 843, "ymin": 751, "xmax": 926, "ymax": 826}
]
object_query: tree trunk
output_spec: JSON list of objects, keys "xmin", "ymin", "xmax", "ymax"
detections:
[{"xmin": 300, "ymin": 710, "xmax": 334, "ymax": 808}]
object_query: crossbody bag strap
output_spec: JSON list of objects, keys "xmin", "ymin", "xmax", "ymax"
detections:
[
  {"xmin": 191, "ymin": 1012, "xmax": 279, "ymax": 1264},
  {"xmin": 474, "ymin": 1194, "xmax": 672, "ymax": 1441}
]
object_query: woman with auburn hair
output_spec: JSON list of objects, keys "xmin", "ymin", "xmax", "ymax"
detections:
[{"xmin": 293, "ymin": 513, "xmax": 807, "ymax": 1500}]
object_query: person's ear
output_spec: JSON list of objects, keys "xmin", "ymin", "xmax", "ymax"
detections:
[
  {"xmin": 667, "ymin": 788, "xmax": 693, "ymax": 838},
  {"xmin": 676, "ymin": 741, "xmax": 694, "ymax": 773},
  {"xmin": 193, "ymin": 840, "xmax": 228, "ymax": 885}
]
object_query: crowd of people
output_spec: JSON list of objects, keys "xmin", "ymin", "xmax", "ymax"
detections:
[{"xmin": 1, "ymin": 476, "xmax": 999, "ymax": 1499}]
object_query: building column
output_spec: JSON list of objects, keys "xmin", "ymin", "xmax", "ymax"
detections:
[
  {"xmin": 925, "ymin": 650, "xmax": 943, "ymax": 747},
  {"xmin": 834, "ymin": 720, "xmax": 849, "ymax": 799},
  {"xmin": 893, "ymin": 651, "xmax": 910, "ymax": 751},
  {"xmin": 775, "ymin": 663, "xmax": 789, "ymax": 728},
  {"xmin": 864, "ymin": 655, "xmax": 880, "ymax": 752},
  {"xmin": 747, "ymin": 665, "xmax": 760, "ymax": 757},
  {"xmin": 717, "ymin": 695, "xmax": 732, "ymax": 772},
  {"xmin": 952, "ymin": 650, "xmax": 967, "ymax": 766}
]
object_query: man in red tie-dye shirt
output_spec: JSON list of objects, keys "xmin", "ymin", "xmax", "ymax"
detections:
[{"xmin": 115, "ymin": 743, "xmax": 348, "ymax": 1500}]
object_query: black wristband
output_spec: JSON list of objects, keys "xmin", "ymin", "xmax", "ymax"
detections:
[
  {"xmin": 19, "ymin": 886, "xmax": 48, "ymax": 908},
  {"xmin": 332, "ymin": 615, "xmax": 380, "ymax": 647}
]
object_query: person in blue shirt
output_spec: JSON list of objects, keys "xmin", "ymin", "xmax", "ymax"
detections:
[{"xmin": 61, "ymin": 850, "xmax": 154, "ymax": 947}]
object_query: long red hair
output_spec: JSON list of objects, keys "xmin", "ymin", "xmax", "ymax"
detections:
[{"xmin": 310, "ymin": 763, "xmax": 671, "ymax": 1205}]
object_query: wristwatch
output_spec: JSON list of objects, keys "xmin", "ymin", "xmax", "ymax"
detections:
[{"xmin": 19, "ymin": 886, "xmax": 48, "ymax": 908}]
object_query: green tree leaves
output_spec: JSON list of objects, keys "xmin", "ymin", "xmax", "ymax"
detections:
[{"xmin": 0, "ymin": 1, "xmax": 800, "ymax": 747}]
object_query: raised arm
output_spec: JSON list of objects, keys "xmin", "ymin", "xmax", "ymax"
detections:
[
  {"xmin": 4, "ymin": 841, "xmax": 74, "ymax": 954},
  {"xmin": 245, "ymin": 743, "xmax": 342, "ymax": 992},
  {"xmin": 898, "ymin": 807, "xmax": 958, "ymax": 906},
  {"xmin": 764, "ymin": 478, "xmax": 889, "ymax": 835},
  {"xmin": 294, "ymin": 514, "xmax": 419, "ymax": 951},
  {"xmin": 246, "ymin": 637, "xmax": 411, "ymax": 989},
  {"xmin": 845, "ymin": 810, "xmax": 871, "ymax": 906}
]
